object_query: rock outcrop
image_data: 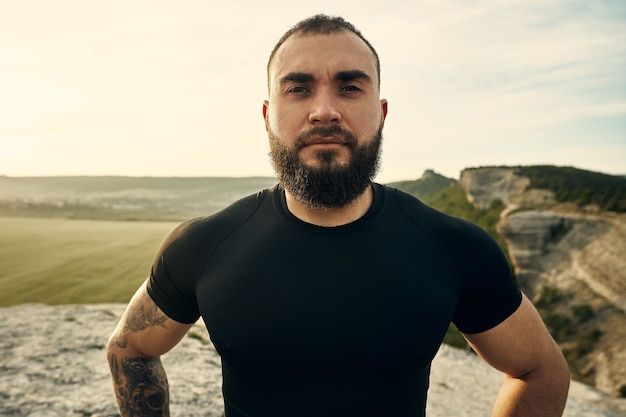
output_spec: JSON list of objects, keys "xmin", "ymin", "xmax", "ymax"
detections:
[
  {"xmin": 499, "ymin": 210, "xmax": 572, "ymax": 258},
  {"xmin": 459, "ymin": 167, "xmax": 532, "ymax": 209},
  {"xmin": 461, "ymin": 167, "xmax": 626, "ymax": 398},
  {"xmin": 1, "ymin": 304, "xmax": 625, "ymax": 416}
]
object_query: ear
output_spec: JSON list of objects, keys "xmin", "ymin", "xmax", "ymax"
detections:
[
  {"xmin": 380, "ymin": 99, "xmax": 388, "ymax": 127},
  {"xmin": 262, "ymin": 100, "xmax": 270, "ymax": 132}
]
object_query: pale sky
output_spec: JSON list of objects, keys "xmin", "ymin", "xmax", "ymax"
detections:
[{"xmin": 1, "ymin": 0, "xmax": 624, "ymax": 182}]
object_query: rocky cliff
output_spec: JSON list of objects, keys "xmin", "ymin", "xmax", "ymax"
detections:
[
  {"xmin": 1, "ymin": 304, "xmax": 625, "ymax": 416},
  {"xmin": 460, "ymin": 167, "xmax": 626, "ymax": 398}
]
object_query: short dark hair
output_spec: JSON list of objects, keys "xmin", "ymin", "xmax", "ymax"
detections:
[{"xmin": 267, "ymin": 14, "xmax": 381, "ymax": 90}]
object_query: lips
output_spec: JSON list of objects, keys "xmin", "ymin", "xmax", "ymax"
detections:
[
  {"xmin": 294, "ymin": 126, "xmax": 356, "ymax": 149},
  {"xmin": 305, "ymin": 136, "xmax": 346, "ymax": 146}
]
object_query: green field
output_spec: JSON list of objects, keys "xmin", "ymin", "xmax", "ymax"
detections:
[{"xmin": 0, "ymin": 216, "xmax": 180, "ymax": 306}]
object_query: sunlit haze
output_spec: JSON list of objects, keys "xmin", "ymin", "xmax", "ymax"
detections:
[{"xmin": 1, "ymin": 0, "xmax": 624, "ymax": 182}]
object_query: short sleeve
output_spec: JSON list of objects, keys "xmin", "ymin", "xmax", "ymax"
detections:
[
  {"xmin": 146, "ymin": 219, "xmax": 204, "ymax": 324},
  {"xmin": 450, "ymin": 221, "xmax": 522, "ymax": 334},
  {"xmin": 145, "ymin": 190, "xmax": 269, "ymax": 324}
]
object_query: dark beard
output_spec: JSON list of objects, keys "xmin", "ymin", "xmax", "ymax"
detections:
[{"xmin": 269, "ymin": 124, "xmax": 383, "ymax": 210}]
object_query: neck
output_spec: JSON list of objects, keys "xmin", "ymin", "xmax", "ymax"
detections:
[{"xmin": 284, "ymin": 184, "xmax": 374, "ymax": 227}]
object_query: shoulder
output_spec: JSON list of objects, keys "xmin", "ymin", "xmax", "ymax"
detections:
[
  {"xmin": 381, "ymin": 186, "xmax": 520, "ymax": 333},
  {"xmin": 383, "ymin": 184, "xmax": 492, "ymax": 247},
  {"xmin": 154, "ymin": 187, "xmax": 272, "ymax": 269},
  {"xmin": 147, "ymin": 187, "xmax": 275, "ymax": 322},
  {"xmin": 383, "ymin": 183, "xmax": 511, "ymax": 284},
  {"xmin": 168, "ymin": 188, "xmax": 270, "ymax": 241}
]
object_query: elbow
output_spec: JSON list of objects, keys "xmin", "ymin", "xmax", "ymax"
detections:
[
  {"xmin": 547, "ymin": 338, "xmax": 570, "ymax": 387},
  {"xmin": 106, "ymin": 329, "xmax": 159, "ymax": 362},
  {"xmin": 554, "ymin": 347, "xmax": 571, "ymax": 392},
  {"xmin": 106, "ymin": 329, "xmax": 126, "ymax": 354},
  {"xmin": 523, "ymin": 342, "xmax": 571, "ymax": 400},
  {"xmin": 545, "ymin": 349, "xmax": 571, "ymax": 410},
  {"xmin": 106, "ymin": 331, "xmax": 124, "ymax": 369}
]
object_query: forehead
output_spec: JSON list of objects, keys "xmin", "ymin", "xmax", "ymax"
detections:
[{"xmin": 269, "ymin": 31, "xmax": 378, "ymax": 87}]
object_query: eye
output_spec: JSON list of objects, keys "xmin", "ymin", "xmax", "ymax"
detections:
[
  {"xmin": 340, "ymin": 85, "xmax": 362, "ymax": 93},
  {"xmin": 287, "ymin": 86, "xmax": 309, "ymax": 94}
]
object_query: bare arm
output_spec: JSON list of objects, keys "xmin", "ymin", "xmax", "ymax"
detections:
[
  {"xmin": 463, "ymin": 294, "xmax": 570, "ymax": 417},
  {"xmin": 106, "ymin": 280, "xmax": 194, "ymax": 416}
]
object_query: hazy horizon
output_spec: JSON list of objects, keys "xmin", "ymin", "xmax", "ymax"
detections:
[
  {"xmin": 1, "ymin": 1, "xmax": 625, "ymax": 183},
  {"xmin": 1, "ymin": 163, "xmax": 625, "ymax": 182}
]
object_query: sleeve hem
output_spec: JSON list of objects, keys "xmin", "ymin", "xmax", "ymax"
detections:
[{"xmin": 146, "ymin": 275, "xmax": 200, "ymax": 324}]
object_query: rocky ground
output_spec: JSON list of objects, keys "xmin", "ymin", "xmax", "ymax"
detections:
[{"xmin": 1, "ymin": 304, "xmax": 625, "ymax": 416}]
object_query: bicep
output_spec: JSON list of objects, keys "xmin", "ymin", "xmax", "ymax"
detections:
[
  {"xmin": 109, "ymin": 279, "xmax": 194, "ymax": 358},
  {"xmin": 462, "ymin": 293, "xmax": 561, "ymax": 378}
]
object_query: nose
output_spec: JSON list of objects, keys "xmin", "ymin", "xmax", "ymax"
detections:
[{"xmin": 308, "ymin": 90, "xmax": 341, "ymax": 124}]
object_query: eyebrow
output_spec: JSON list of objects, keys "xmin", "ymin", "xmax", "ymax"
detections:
[
  {"xmin": 335, "ymin": 70, "xmax": 372, "ymax": 85},
  {"xmin": 278, "ymin": 70, "xmax": 373, "ymax": 86},
  {"xmin": 279, "ymin": 72, "xmax": 315, "ymax": 85}
]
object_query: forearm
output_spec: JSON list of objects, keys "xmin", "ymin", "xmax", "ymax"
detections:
[
  {"xmin": 107, "ymin": 344, "xmax": 170, "ymax": 416},
  {"xmin": 491, "ymin": 370, "xmax": 569, "ymax": 417}
]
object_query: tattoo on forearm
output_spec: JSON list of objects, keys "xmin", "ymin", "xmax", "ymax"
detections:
[{"xmin": 109, "ymin": 352, "xmax": 170, "ymax": 416}]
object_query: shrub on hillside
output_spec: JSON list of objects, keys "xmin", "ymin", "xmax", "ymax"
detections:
[{"xmin": 515, "ymin": 166, "xmax": 626, "ymax": 212}]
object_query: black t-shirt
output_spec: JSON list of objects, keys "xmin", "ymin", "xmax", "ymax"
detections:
[{"xmin": 147, "ymin": 183, "xmax": 521, "ymax": 417}]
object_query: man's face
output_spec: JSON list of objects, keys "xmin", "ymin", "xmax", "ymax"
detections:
[{"xmin": 263, "ymin": 31, "xmax": 388, "ymax": 208}]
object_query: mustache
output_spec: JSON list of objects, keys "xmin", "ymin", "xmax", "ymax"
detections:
[{"xmin": 294, "ymin": 126, "xmax": 358, "ymax": 149}]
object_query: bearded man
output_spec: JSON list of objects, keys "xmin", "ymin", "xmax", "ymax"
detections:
[{"xmin": 107, "ymin": 14, "xmax": 570, "ymax": 417}]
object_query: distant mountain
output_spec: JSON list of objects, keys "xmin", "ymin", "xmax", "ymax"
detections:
[
  {"xmin": 386, "ymin": 169, "xmax": 455, "ymax": 200},
  {"xmin": 0, "ymin": 176, "xmax": 277, "ymax": 221},
  {"xmin": 390, "ymin": 166, "xmax": 626, "ymax": 213},
  {"xmin": 1, "ymin": 166, "xmax": 623, "ymax": 221}
]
